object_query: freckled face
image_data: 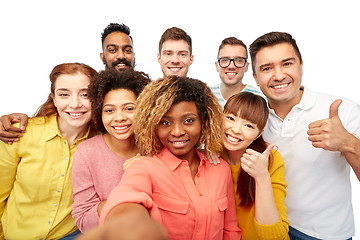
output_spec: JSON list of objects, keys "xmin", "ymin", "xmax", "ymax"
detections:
[{"xmin": 156, "ymin": 101, "xmax": 201, "ymax": 160}]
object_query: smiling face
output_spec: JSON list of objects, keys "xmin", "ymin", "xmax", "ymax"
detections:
[
  {"xmin": 157, "ymin": 40, "xmax": 193, "ymax": 77},
  {"xmin": 222, "ymin": 113, "xmax": 262, "ymax": 155},
  {"xmin": 216, "ymin": 44, "xmax": 249, "ymax": 87},
  {"xmin": 102, "ymin": 89, "xmax": 136, "ymax": 142},
  {"xmin": 156, "ymin": 101, "xmax": 201, "ymax": 161},
  {"xmin": 253, "ymin": 42, "xmax": 303, "ymax": 109},
  {"xmin": 53, "ymin": 73, "xmax": 91, "ymax": 132},
  {"xmin": 100, "ymin": 31, "xmax": 135, "ymax": 71}
]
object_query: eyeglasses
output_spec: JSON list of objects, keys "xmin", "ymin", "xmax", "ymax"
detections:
[{"xmin": 217, "ymin": 57, "xmax": 247, "ymax": 68}]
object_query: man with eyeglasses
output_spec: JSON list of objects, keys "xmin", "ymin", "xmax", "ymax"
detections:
[{"xmin": 211, "ymin": 37, "xmax": 262, "ymax": 108}]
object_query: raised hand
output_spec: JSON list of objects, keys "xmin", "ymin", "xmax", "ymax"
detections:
[
  {"xmin": 241, "ymin": 144, "xmax": 275, "ymax": 180},
  {"xmin": 307, "ymin": 99, "xmax": 348, "ymax": 152}
]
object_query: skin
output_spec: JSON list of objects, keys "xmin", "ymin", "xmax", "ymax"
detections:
[
  {"xmin": 157, "ymin": 40, "xmax": 193, "ymax": 77},
  {"xmin": 157, "ymin": 101, "xmax": 201, "ymax": 181},
  {"xmin": 100, "ymin": 31, "xmax": 135, "ymax": 71},
  {"xmin": 222, "ymin": 112, "xmax": 280, "ymax": 225},
  {"xmin": 52, "ymin": 73, "xmax": 92, "ymax": 146},
  {"xmin": 0, "ymin": 31, "xmax": 135, "ymax": 143},
  {"xmin": 253, "ymin": 42, "xmax": 360, "ymax": 181},
  {"xmin": 97, "ymin": 89, "xmax": 139, "ymax": 214},
  {"xmin": 215, "ymin": 44, "xmax": 249, "ymax": 101}
]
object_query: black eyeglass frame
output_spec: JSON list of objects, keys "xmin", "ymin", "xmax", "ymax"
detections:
[{"xmin": 217, "ymin": 57, "xmax": 247, "ymax": 68}]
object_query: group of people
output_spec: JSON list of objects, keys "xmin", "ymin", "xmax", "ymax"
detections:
[{"xmin": 0, "ymin": 23, "xmax": 359, "ymax": 240}]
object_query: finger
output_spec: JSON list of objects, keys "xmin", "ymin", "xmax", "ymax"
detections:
[
  {"xmin": 308, "ymin": 120, "xmax": 324, "ymax": 129},
  {"xmin": 307, "ymin": 128, "xmax": 322, "ymax": 137},
  {"xmin": 329, "ymin": 99, "xmax": 342, "ymax": 119},
  {"xmin": 262, "ymin": 144, "xmax": 275, "ymax": 157}
]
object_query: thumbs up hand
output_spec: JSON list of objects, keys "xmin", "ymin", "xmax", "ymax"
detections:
[
  {"xmin": 241, "ymin": 144, "xmax": 275, "ymax": 180},
  {"xmin": 307, "ymin": 99, "xmax": 348, "ymax": 152}
]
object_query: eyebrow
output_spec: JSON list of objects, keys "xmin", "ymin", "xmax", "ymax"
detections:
[
  {"xmin": 103, "ymin": 102, "xmax": 135, "ymax": 107},
  {"xmin": 259, "ymin": 57, "xmax": 296, "ymax": 69},
  {"xmin": 106, "ymin": 44, "xmax": 133, "ymax": 49}
]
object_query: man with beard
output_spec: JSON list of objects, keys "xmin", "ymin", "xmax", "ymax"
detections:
[
  {"xmin": 100, "ymin": 23, "xmax": 135, "ymax": 71},
  {"xmin": 0, "ymin": 23, "xmax": 135, "ymax": 143},
  {"xmin": 211, "ymin": 37, "xmax": 262, "ymax": 108}
]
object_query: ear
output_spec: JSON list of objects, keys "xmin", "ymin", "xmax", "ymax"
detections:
[
  {"xmin": 215, "ymin": 61, "xmax": 220, "ymax": 73},
  {"xmin": 100, "ymin": 52, "xmax": 105, "ymax": 64},
  {"xmin": 244, "ymin": 62, "xmax": 250, "ymax": 73},
  {"xmin": 189, "ymin": 55, "xmax": 194, "ymax": 65},
  {"xmin": 157, "ymin": 53, "xmax": 161, "ymax": 64},
  {"xmin": 253, "ymin": 72, "xmax": 260, "ymax": 87},
  {"xmin": 51, "ymin": 93, "xmax": 56, "ymax": 107}
]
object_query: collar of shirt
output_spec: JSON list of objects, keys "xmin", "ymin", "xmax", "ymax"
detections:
[
  {"xmin": 43, "ymin": 114, "xmax": 91, "ymax": 144},
  {"xmin": 157, "ymin": 147, "xmax": 207, "ymax": 172}
]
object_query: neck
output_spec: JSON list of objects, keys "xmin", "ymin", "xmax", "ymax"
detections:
[
  {"xmin": 57, "ymin": 117, "xmax": 88, "ymax": 146},
  {"xmin": 103, "ymin": 133, "xmax": 138, "ymax": 158},
  {"xmin": 269, "ymin": 88, "xmax": 304, "ymax": 120},
  {"xmin": 220, "ymin": 82, "xmax": 246, "ymax": 101},
  {"xmin": 224, "ymin": 149, "xmax": 245, "ymax": 166}
]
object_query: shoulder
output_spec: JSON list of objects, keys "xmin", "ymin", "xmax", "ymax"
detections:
[
  {"xmin": 268, "ymin": 148, "xmax": 285, "ymax": 174},
  {"xmin": 77, "ymin": 134, "xmax": 104, "ymax": 150}
]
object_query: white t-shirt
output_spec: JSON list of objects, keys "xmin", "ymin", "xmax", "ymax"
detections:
[{"xmin": 263, "ymin": 86, "xmax": 359, "ymax": 239}]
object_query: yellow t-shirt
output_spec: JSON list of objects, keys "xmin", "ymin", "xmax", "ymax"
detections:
[
  {"xmin": 0, "ymin": 115, "xmax": 91, "ymax": 240},
  {"xmin": 230, "ymin": 149, "xmax": 290, "ymax": 240}
]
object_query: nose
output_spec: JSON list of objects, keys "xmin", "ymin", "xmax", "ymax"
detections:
[
  {"xmin": 114, "ymin": 110, "xmax": 127, "ymax": 122},
  {"xmin": 116, "ymin": 49, "xmax": 125, "ymax": 60},
  {"xmin": 228, "ymin": 59, "xmax": 236, "ymax": 69},
  {"xmin": 170, "ymin": 54, "xmax": 180, "ymax": 63},
  {"xmin": 231, "ymin": 124, "xmax": 242, "ymax": 134},
  {"xmin": 273, "ymin": 66, "xmax": 286, "ymax": 81},
  {"xmin": 69, "ymin": 95, "xmax": 82, "ymax": 108},
  {"xmin": 170, "ymin": 123, "xmax": 185, "ymax": 137}
]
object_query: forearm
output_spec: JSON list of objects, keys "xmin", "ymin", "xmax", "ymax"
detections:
[
  {"xmin": 254, "ymin": 174, "xmax": 280, "ymax": 225},
  {"xmin": 106, "ymin": 203, "xmax": 150, "ymax": 223},
  {"xmin": 341, "ymin": 133, "xmax": 360, "ymax": 181}
]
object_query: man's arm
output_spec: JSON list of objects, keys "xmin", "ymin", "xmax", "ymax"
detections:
[
  {"xmin": 308, "ymin": 99, "xmax": 360, "ymax": 181},
  {"xmin": 0, "ymin": 113, "xmax": 28, "ymax": 144}
]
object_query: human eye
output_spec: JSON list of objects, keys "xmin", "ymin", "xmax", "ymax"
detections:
[
  {"xmin": 124, "ymin": 47, "xmax": 133, "ymax": 54},
  {"xmin": 125, "ymin": 105, "xmax": 135, "ymax": 111},
  {"xmin": 160, "ymin": 119, "xmax": 170, "ymax": 126},
  {"xmin": 220, "ymin": 58, "xmax": 230, "ymax": 64},
  {"xmin": 107, "ymin": 46, "xmax": 117, "ymax": 53},
  {"xmin": 245, "ymin": 123, "xmax": 255, "ymax": 129},
  {"xmin": 103, "ymin": 107, "xmax": 114, "ymax": 113},
  {"xmin": 284, "ymin": 61, "xmax": 293, "ymax": 67},
  {"xmin": 184, "ymin": 118, "xmax": 195, "ymax": 124},
  {"xmin": 235, "ymin": 57, "xmax": 245, "ymax": 64},
  {"xmin": 261, "ymin": 66, "xmax": 271, "ymax": 72},
  {"xmin": 226, "ymin": 115, "xmax": 235, "ymax": 121}
]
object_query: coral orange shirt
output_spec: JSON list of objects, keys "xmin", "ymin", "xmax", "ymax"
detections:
[{"xmin": 100, "ymin": 148, "xmax": 241, "ymax": 240}]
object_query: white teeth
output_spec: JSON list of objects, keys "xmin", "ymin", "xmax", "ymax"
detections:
[
  {"xmin": 273, "ymin": 83, "xmax": 289, "ymax": 89},
  {"xmin": 170, "ymin": 67, "xmax": 180, "ymax": 70},
  {"xmin": 113, "ymin": 126, "xmax": 129, "ymax": 130},
  {"xmin": 173, "ymin": 141, "xmax": 186, "ymax": 145},
  {"xmin": 69, "ymin": 113, "xmax": 83, "ymax": 116},
  {"xmin": 117, "ymin": 63, "xmax": 126, "ymax": 66},
  {"xmin": 227, "ymin": 134, "xmax": 240, "ymax": 142},
  {"xmin": 226, "ymin": 72, "xmax": 236, "ymax": 75}
]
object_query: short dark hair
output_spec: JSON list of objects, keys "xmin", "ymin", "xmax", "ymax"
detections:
[
  {"xmin": 88, "ymin": 69, "xmax": 151, "ymax": 133},
  {"xmin": 158, "ymin": 27, "xmax": 192, "ymax": 55},
  {"xmin": 217, "ymin": 37, "xmax": 248, "ymax": 58},
  {"xmin": 101, "ymin": 23, "xmax": 132, "ymax": 45},
  {"xmin": 249, "ymin": 32, "xmax": 302, "ymax": 74}
]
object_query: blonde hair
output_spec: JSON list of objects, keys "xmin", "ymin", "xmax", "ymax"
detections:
[{"xmin": 134, "ymin": 76, "xmax": 223, "ymax": 156}]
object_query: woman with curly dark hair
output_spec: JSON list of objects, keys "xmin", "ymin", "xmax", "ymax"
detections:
[
  {"xmin": 71, "ymin": 69, "xmax": 151, "ymax": 232},
  {"xmin": 95, "ymin": 76, "xmax": 241, "ymax": 239}
]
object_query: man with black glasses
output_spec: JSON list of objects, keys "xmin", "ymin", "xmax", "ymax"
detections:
[{"xmin": 211, "ymin": 37, "xmax": 262, "ymax": 108}]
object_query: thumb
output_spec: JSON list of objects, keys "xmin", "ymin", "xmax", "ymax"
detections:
[
  {"xmin": 329, "ymin": 99, "xmax": 342, "ymax": 119},
  {"xmin": 262, "ymin": 144, "xmax": 275, "ymax": 158}
]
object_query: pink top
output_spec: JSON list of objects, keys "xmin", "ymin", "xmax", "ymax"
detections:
[
  {"xmin": 71, "ymin": 135, "xmax": 128, "ymax": 232},
  {"xmin": 100, "ymin": 148, "xmax": 241, "ymax": 240}
]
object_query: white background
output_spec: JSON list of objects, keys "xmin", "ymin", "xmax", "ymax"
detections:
[{"xmin": 1, "ymin": 0, "xmax": 359, "ymax": 237}]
